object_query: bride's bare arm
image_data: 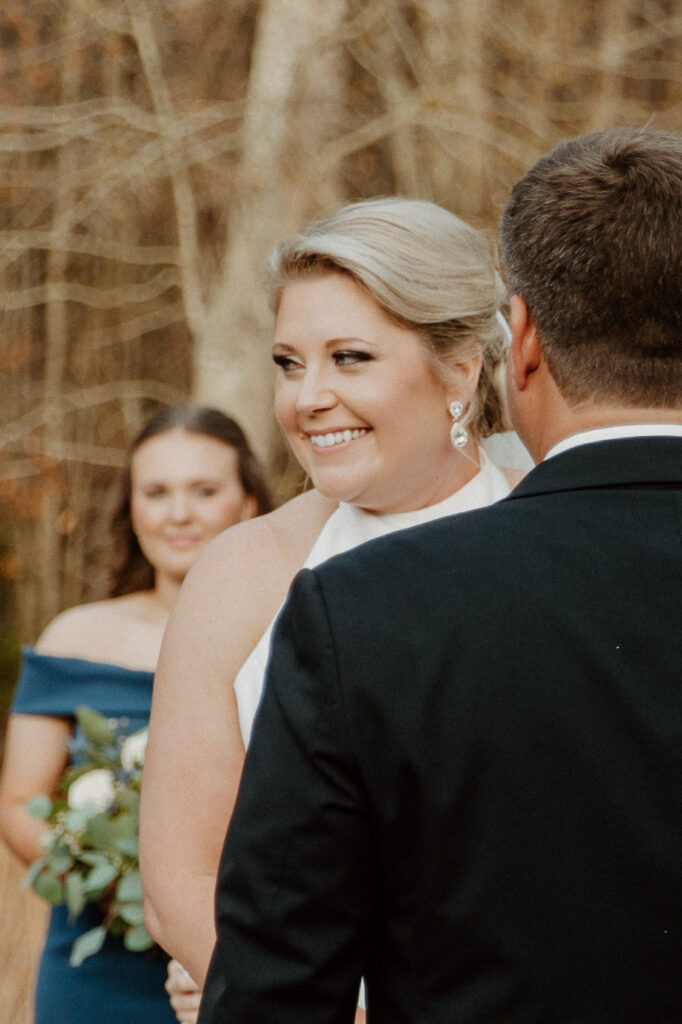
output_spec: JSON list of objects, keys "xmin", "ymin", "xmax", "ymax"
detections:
[{"xmin": 140, "ymin": 491, "xmax": 334, "ymax": 987}]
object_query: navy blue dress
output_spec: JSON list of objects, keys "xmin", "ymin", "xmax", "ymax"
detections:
[{"xmin": 11, "ymin": 647, "xmax": 176, "ymax": 1024}]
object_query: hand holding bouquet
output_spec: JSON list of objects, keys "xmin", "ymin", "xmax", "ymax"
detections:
[{"xmin": 24, "ymin": 706, "xmax": 155, "ymax": 966}]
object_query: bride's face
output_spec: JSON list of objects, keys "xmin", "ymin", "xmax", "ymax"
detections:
[{"xmin": 272, "ymin": 273, "xmax": 463, "ymax": 514}]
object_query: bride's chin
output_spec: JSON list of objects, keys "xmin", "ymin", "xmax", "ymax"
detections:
[{"xmin": 312, "ymin": 476, "xmax": 362, "ymax": 505}]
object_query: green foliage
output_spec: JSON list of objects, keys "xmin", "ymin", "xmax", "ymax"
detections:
[
  {"xmin": 124, "ymin": 923, "xmax": 155, "ymax": 953},
  {"xmin": 26, "ymin": 794, "xmax": 53, "ymax": 818},
  {"xmin": 74, "ymin": 705, "xmax": 116, "ymax": 748},
  {"xmin": 24, "ymin": 707, "xmax": 154, "ymax": 964},
  {"xmin": 70, "ymin": 927, "xmax": 107, "ymax": 968},
  {"xmin": 33, "ymin": 868, "xmax": 64, "ymax": 905}
]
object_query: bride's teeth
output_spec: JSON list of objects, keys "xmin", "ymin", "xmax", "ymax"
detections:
[{"xmin": 311, "ymin": 428, "xmax": 367, "ymax": 447}]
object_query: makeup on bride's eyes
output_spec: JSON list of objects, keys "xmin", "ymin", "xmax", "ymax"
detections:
[
  {"xmin": 333, "ymin": 350, "xmax": 373, "ymax": 366},
  {"xmin": 272, "ymin": 349, "xmax": 373, "ymax": 372},
  {"xmin": 272, "ymin": 353, "xmax": 303, "ymax": 372}
]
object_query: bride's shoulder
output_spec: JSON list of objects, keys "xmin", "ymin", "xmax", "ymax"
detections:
[
  {"xmin": 264, "ymin": 489, "xmax": 337, "ymax": 546},
  {"xmin": 167, "ymin": 490, "xmax": 337, "ymax": 657},
  {"xmin": 185, "ymin": 489, "xmax": 336, "ymax": 596}
]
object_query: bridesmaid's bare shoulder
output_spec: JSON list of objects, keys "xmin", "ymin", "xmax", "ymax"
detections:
[{"xmin": 35, "ymin": 594, "xmax": 164, "ymax": 670}]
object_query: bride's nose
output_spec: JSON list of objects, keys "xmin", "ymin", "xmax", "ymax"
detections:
[{"xmin": 295, "ymin": 366, "xmax": 337, "ymax": 416}]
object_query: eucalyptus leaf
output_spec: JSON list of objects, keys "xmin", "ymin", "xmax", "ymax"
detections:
[
  {"xmin": 74, "ymin": 706, "xmax": 116, "ymax": 747},
  {"xmin": 109, "ymin": 812, "xmax": 136, "ymax": 842},
  {"xmin": 116, "ymin": 869, "xmax": 142, "ymax": 902},
  {"xmin": 116, "ymin": 788, "xmax": 140, "ymax": 812},
  {"xmin": 123, "ymin": 923, "xmax": 154, "ymax": 952},
  {"xmin": 48, "ymin": 842, "xmax": 74, "ymax": 875},
  {"xmin": 118, "ymin": 901, "xmax": 146, "ymax": 926},
  {"xmin": 65, "ymin": 872, "xmax": 87, "ymax": 920},
  {"xmin": 65, "ymin": 807, "xmax": 94, "ymax": 833},
  {"xmin": 84, "ymin": 862, "xmax": 118, "ymax": 895},
  {"xmin": 115, "ymin": 837, "xmax": 139, "ymax": 858},
  {"xmin": 21, "ymin": 858, "xmax": 45, "ymax": 889},
  {"xmin": 33, "ymin": 869, "xmax": 64, "ymax": 905},
  {"xmin": 78, "ymin": 851, "xmax": 109, "ymax": 867},
  {"xmin": 84, "ymin": 812, "xmax": 113, "ymax": 848},
  {"xmin": 69, "ymin": 925, "xmax": 106, "ymax": 966},
  {"xmin": 26, "ymin": 794, "xmax": 53, "ymax": 819}
]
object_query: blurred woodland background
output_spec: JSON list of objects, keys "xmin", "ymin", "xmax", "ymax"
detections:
[
  {"xmin": 1, "ymin": 0, "xmax": 682, "ymax": 733},
  {"xmin": 1, "ymin": 2, "xmax": 682, "ymax": 1020}
]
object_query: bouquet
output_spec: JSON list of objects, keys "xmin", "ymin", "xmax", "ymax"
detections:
[{"xmin": 24, "ymin": 705, "xmax": 155, "ymax": 966}]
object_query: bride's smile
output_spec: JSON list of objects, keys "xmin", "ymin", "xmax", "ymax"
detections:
[
  {"xmin": 272, "ymin": 272, "xmax": 476, "ymax": 514},
  {"xmin": 309, "ymin": 427, "xmax": 370, "ymax": 449}
]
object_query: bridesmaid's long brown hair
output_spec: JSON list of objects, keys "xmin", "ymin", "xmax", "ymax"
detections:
[{"xmin": 107, "ymin": 405, "xmax": 273, "ymax": 598}]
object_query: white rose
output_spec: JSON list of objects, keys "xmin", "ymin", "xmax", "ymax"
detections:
[
  {"xmin": 67, "ymin": 769, "xmax": 116, "ymax": 811},
  {"xmin": 120, "ymin": 728, "xmax": 148, "ymax": 772}
]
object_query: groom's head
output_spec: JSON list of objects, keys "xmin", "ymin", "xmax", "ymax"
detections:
[{"xmin": 500, "ymin": 127, "xmax": 682, "ymax": 413}]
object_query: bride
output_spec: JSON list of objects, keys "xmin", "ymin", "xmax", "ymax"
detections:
[{"xmin": 139, "ymin": 196, "xmax": 529, "ymax": 1023}]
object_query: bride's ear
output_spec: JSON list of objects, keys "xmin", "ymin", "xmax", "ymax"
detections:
[{"xmin": 446, "ymin": 352, "xmax": 483, "ymax": 407}]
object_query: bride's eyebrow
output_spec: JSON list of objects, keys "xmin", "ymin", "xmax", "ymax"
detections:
[
  {"xmin": 324, "ymin": 336, "xmax": 378, "ymax": 348},
  {"xmin": 272, "ymin": 336, "xmax": 377, "ymax": 352}
]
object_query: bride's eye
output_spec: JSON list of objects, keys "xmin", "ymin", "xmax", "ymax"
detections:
[
  {"xmin": 272, "ymin": 353, "xmax": 303, "ymax": 373},
  {"xmin": 333, "ymin": 350, "xmax": 372, "ymax": 367}
]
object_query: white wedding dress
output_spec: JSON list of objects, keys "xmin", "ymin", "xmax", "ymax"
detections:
[{"xmin": 234, "ymin": 447, "xmax": 517, "ymax": 745}]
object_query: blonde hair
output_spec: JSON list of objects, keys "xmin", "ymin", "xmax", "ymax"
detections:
[{"xmin": 266, "ymin": 197, "xmax": 511, "ymax": 439}]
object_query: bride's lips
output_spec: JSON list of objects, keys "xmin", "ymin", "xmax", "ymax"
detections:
[{"xmin": 309, "ymin": 428, "xmax": 370, "ymax": 450}]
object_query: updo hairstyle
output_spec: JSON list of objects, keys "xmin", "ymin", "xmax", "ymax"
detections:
[{"xmin": 266, "ymin": 197, "xmax": 511, "ymax": 440}]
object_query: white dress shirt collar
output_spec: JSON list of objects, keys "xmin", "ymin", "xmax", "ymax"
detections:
[{"xmin": 544, "ymin": 423, "xmax": 682, "ymax": 461}]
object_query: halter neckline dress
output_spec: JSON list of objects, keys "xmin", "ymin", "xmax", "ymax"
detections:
[{"xmin": 235, "ymin": 450, "xmax": 512, "ymax": 745}]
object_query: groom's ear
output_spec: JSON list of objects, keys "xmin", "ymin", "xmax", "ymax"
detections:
[{"xmin": 509, "ymin": 295, "xmax": 542, "ymax": 391}]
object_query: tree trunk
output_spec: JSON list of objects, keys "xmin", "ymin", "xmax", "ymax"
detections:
[
  {"xmin": 194, "ymin": 0, "xmax": 347, "ymax": 462},
  {"xmin": 38, "ymin": 7, "xmax": 82, "ymax": 626},
  {"xmin": 590, "ymin": 0, "xmax": 632, "ymax": 129}
]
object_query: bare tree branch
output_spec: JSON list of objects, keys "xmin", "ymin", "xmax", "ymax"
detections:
[
  {"xmin": 0, "ymin": 230, "xmax": 178, "ymax": 266},
  {"xmin": 0, "ymin": 380, "xmax": 183, "ymax": 450},
  {"xmin": 2, "ymin": 269, "xmax": 181, "ymax": 310},
  {"xmin": 125, "ymin": 0, "xmax": 207, "ymax": 337}
]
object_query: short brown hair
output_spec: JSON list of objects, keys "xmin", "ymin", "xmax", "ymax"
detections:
[{"xmin": 500, "ymin": 127, "xmax": 682, "ymax": 407}]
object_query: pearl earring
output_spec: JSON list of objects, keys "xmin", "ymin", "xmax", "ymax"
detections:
[{"xmin": 449, "ymin": 400, "xmax": 468, "ymax": 449}]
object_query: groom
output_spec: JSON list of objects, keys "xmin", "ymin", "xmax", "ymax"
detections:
[{"xmin": 199, "ymin": 127, "xmax": 682, "ymax": 1023}]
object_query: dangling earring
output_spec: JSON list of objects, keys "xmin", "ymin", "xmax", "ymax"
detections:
[{"xmin": 449, "ymin": 400, "xmax": 468, "ymax": 449}]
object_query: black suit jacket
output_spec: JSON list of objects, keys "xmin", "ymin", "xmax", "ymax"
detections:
[{"xmin": 199, "ymin": 438, "xmax": 682, "ymax": 1024}]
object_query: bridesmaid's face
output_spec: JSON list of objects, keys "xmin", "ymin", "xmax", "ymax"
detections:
[
  {"xmin": 272, "ymin": 273, "xmax": 460, "ymax": 514},
  {"xmin": 130, "ymin": 430, "xmax": 256, "ymax": 584}
]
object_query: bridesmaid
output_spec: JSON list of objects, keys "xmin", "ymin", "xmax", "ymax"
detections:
[
  {"xmin": 140, "ymin": 197, "xmax": 529, "ymax": 1023},
  {"xmin": 0, "ymin": 404, "xmax": 271, "ymax": 1024}
]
